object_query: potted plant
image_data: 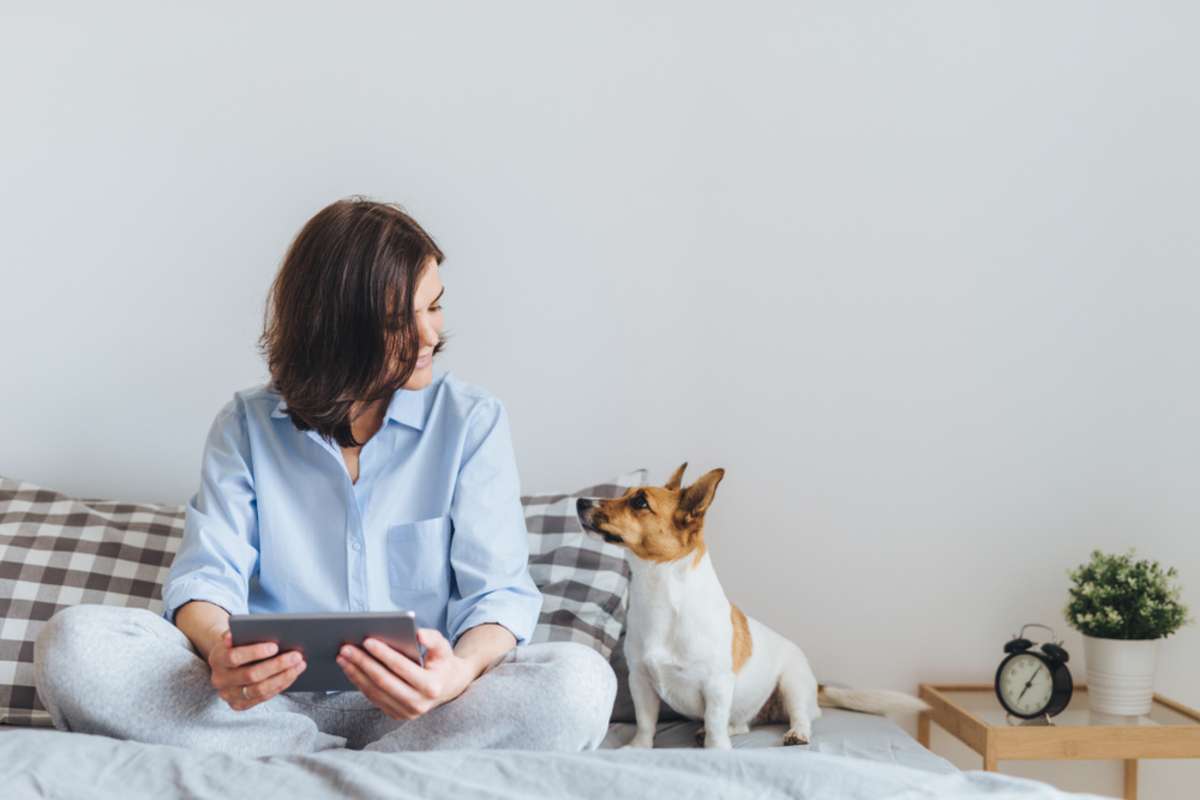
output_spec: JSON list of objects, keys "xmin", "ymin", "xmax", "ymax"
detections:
[{"xmin": 1064, "ymin": 549, "xmax": 1191, "ymax": 716}]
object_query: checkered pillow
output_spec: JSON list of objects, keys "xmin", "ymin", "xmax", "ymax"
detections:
[
  {"xmin": 522, "ymin": 469, "xmax": 645, "ymax": 660},
  {"xmin": 0, "ymin": 469, "xmax": 645, "ymax": 727},
  {"xmin": 0, "ymin": 477, "xmax": 182, "ymax": 727}
]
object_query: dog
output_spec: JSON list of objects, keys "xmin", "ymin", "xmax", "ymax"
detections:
[{"xmin": 576, "ymin": 463, "xmax": 928, "ymax": 749}]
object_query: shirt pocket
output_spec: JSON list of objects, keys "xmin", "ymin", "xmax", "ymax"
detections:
[{"xmin": 386, "ymin": 514, "xmax": 452, "ymax": 595}]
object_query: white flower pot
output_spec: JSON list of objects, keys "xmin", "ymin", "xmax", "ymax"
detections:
[{"xmin": 1082, "ymin": 634, "xmax": 1159, "ymax": 716}]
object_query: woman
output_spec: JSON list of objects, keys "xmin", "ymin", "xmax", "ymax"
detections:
[{"xmin": 33, "ymin": 197, "xmax": 617, "ymax": 755}]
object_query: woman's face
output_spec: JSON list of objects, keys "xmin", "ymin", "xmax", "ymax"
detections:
[{"xmin": 401, "ymin": 259, "xmax": 444, "ymax": 391}]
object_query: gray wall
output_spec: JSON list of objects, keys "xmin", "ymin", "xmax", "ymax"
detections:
[{"xmin": 2, "ymin": 3, "xmax": 1197, "ymax": 794}]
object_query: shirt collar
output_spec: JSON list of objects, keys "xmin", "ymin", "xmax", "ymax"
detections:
[
  {"xmin": 269, "ymin": 381, "xmax": 432, "ymax": 431},
  {"xmin": 382, "ymin": 384, "xmax": 428, "ymax": 430}
]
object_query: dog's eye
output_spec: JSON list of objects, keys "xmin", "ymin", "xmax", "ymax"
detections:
[{"xmin": 630, "ymin": 492, "xmax": 649, "ymax": 511}]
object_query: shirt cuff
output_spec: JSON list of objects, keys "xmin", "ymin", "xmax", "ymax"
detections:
[
  {"xmin": 161, "ymin": 578, "xmax": 247, "ymax": 625},
  {"xmin": 449, "ymin": 590, "xmax": 542, "ymax": 648}
]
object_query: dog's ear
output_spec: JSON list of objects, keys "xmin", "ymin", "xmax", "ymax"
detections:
[
  {"xmin": 664, "ymin": 462, "xmax": 688, "ymax": 491},
  {"xmin": 678, "ymin": 468, "xmax": 724, "ymax": 519}
]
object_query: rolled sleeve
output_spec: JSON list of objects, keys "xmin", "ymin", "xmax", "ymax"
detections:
[
  {"xmin": 161, "ymin": 397, "xmax": 260, "ymax": 625},
  {"xmin": 445, "ymin": 398, "xmax": 543, "ymax": 647}
]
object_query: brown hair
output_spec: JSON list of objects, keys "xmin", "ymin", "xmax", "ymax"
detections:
[{"xmin": 258, "ymin": 196, "xmax": 447, "ymax": 448}]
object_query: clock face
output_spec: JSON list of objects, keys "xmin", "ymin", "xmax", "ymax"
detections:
[{"xmin": 999, "ymin": 653, "xmax": 1055, "ymax": 716}]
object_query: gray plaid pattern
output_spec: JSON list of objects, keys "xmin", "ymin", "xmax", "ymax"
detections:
[
  {"xmin": 0, "ymin": 469, "xmax": 645, "ymax": 728},
  {"xmin": 522, "ymin": 469, "xmax": 645, "ymax": 659},
  {"xmin": 0, "ymin": 477, "xmax": 182, "ymax": 727}
]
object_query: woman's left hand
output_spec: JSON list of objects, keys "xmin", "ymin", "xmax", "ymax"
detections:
[{"xmin": 337, "ymin": 628, "xmax": 475, "ymax": 719}]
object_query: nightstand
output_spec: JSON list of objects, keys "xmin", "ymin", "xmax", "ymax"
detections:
[{"xmin": 918, "ymin": 684, "xmax": 1200, "ymax": 800}]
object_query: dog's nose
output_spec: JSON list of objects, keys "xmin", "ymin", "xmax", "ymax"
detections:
[{"xmin": 576, "ymin": 498, "xmax": 593, "ymax": 512}]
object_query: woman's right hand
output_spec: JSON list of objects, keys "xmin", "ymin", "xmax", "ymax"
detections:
[{"xmin": 207, "ymin": 630, "xmax": 307, "ymax": 710}]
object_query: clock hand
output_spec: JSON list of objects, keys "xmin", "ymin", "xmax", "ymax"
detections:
[{"xmin": 1017, "ymin": 666, "xmax": 1043, "ymax": 702}]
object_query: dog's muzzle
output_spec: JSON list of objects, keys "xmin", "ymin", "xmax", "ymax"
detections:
[{"xmin": 575, "ymin": 498, "xmax": 624, "ymax": 544}]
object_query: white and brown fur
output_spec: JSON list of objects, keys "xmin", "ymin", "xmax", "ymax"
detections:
[{"xmin": 577, "ymin": 463, "xmax": 928, "ymax": 749}]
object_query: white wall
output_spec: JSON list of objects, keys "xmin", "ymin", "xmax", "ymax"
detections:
[{"xmin": 2, "ymin": 2, "xmax": 1197, "ymax": 795}]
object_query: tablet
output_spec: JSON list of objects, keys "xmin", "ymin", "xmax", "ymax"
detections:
[{"xmin": 228, "ymin": 610, "xmax": 425, "ymax": 693}]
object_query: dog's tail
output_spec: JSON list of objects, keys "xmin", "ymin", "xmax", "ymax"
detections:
[{"xmin": 817, "ymin": 685, "xmax": 929, "ymax": 715}]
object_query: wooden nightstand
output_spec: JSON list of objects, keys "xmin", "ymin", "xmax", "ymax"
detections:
[{"xmin": 918, "ymin": 684, "xmax": 1200, "ymax": 800}]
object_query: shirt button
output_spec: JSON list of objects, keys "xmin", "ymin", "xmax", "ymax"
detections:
[{"xmin": 351, "ymin": 539, "xmax": 362, "ymax": 551}]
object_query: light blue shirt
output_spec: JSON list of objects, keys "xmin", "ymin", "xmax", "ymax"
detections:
[{"xmin": 161, "ymin": 368, "xmax": 543, "ymax": 649}]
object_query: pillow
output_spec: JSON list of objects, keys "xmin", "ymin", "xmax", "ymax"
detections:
[
  {"xmin": 0, "ymin": 476, "xmax": 183, "ymax": 727},
  {"xmin": 521, "ymin": 468, "xmax": 646, "ymax": 660},
  {"xmin": 0, "ymin": 469, "xmax": 646, "ymax": 727}
]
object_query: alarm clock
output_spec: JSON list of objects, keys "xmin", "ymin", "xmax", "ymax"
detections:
[{"xmin": 995, "ymin": 623, "xmax": 1073, "ymax": 721}]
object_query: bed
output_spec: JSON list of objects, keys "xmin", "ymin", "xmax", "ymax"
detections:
[
  {"xmin": 0, "ymin": 474, "xmax": 1103, "ymax": 798},
  {"xmin": 3, "ymin": 711, "xmax": 1103, "ymax": 800}
]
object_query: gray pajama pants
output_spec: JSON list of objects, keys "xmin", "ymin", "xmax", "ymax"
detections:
[{"xmin": 32, "ymin": 604, "xmax": 617, "ymax": 756}]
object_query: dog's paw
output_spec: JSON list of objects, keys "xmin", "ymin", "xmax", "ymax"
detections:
[
  {"xmin": 624, "ymin": 734, "xmax": 655, "ymax": 749},
  {"xmin": 695, "ymin": 721, "xmax": 747, "ymax": 746},
  {"xmin": 782, "ymin": 729, "xmax": 810, "ymax": 746},
  {"xmin": 704, "ymin": 734, "xmax": 733, "ymax": 750}
]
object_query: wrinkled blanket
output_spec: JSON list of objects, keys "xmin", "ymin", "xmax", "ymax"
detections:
[{"xmin": 2, "ymin": 721, "xmax": 1106, "ymax": 800}]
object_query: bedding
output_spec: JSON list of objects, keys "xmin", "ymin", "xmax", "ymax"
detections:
[
  {"xmin": 0, "ymin": 715, "xmax": 1105, "ymax": 799},
  {"xmin": 601, "ymin": 708, "xmax": 953, "ymax": 770}
]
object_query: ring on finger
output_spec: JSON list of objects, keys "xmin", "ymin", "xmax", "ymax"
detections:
[{"xmin": 241, "ymin": 685, "xmax": 250, "ymax": 700}]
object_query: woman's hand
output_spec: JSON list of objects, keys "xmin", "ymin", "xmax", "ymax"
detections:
[
  {"xmin": 336, "ymin": 628, "xmax": 474, "ymax": 720},
  {"xmin": 208, "ymin": 629, "xmax": 308, "ymax": 710}
]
